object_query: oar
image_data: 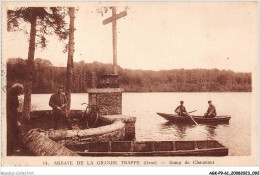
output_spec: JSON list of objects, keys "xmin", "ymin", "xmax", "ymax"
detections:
[
  {"xmin": 187, "ymin": 113, "xmax": 198, "ymax": 125},
  {"xmin": 188, "ymin": 110, "xmax": 197, "ymax": 114}
]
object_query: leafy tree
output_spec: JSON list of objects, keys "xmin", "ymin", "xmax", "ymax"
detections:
[
  {"xmin": 217, "ymin": 74, "xmax": 228, "ymax": 85},
  {"xmin": 7, "ymin": 7, "xmax": 69, "ymax": 120}
]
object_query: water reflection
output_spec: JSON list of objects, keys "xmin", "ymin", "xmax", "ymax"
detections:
[
  {"xmin": 204, "ymin": 124, "xmax": 229, "ymax": 138},
  {"xmin": 204, "ymin": 125, "xmax": 217, "ymax": 138},
  {"xmin": 160, "ymin": 121, "xmax": 228, "ymax": 140},
  {"xmin": 160, "ymin": 121, "xmax": 195, "ymax": 139}
]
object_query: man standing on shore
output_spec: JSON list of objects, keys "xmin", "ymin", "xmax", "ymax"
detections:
[
  {"xmin": 7, "ymin": 83, "xmax": 24, "ymax": 155},
  {"xmin": 49, "ymin": 85, "xmax": 72, "ymax": 130}
]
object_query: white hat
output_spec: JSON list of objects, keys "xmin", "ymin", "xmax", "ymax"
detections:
[{"xmin": 12, "ymin": 83, "xmax": 24, "ymax": 89}]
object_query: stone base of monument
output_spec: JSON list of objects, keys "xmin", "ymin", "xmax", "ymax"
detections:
[
  {"xmin": 88, "ymin": 74, "xmax": 122, "ymax": 115},
  {"xmin": 88, "ymin": 88, "xmax": 122, "ymax": 115},
  {"xmin": 87, "ymin": 74, "xmax": 136, "ymax": 140}
]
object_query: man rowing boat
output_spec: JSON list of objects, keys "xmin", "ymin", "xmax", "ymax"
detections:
[
  {"xmin": 174, "ymin": 101, "xmax": 188, "ymax": 116},
  {"xmin": 204, "ymin": 100, "xmax": 217, "ymax": 118}
]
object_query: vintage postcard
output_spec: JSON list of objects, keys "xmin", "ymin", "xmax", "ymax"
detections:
[{"xmin": 1, "ymin": 1, "xmax": 259, "ymax": 170}]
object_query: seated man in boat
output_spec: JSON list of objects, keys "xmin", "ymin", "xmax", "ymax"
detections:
[
  {"xmin": 204, "ymin": 100, "xmax": 217, "ymax": 118},
  {"xmin": 174, "ymin": 101, "xmax": 188, "ymax": 116}
]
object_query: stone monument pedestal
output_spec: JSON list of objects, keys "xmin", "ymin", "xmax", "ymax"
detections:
[
  {"xmin": 88, "ymin": 88, "xmax": 122, "ymax": 115},
  {"xmin": 88, "ymin": 74, "xmax": 136, "ymax": 140},
  {"xmin": 88, "ymin": 74, "xmax": 122, "ymax": 115}
]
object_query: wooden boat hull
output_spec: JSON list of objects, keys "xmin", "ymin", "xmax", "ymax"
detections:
[
  {"xmin": 65, "ymin": 140, "xmax": 228, "ymax": 156},
  {"xmin": 77, "ymin": 148, "xmax": 227, "ymax": 156},
  {"xmin": 157, "ymin": 113, "xmax": 231, "ymax": 124}
]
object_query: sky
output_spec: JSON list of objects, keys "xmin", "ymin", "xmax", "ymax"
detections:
[{"xmin": 3, "ymin": 2, "xmax": 258, "ymax": 72}]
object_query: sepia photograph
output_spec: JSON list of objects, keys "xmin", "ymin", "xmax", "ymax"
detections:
[{"xmin": 1, "ymin": 1, "xmax": 258, "ymax": 170}]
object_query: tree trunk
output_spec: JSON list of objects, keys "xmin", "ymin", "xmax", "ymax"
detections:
[
  {"xmin": 65, "ymin": 7, "xmax": 75, "ymax": 112},
  {"xmin": 22, "ymin": 129, "xmax": 79, "ymax": 156},
  {"xmin": 22, "ymin": 15, "xmax": 37, "ymax": 121}
]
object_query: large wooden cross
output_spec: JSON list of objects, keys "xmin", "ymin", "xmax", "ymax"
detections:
[{"xmin": 103, "ymin": 7, "xmax": 127, "ymax": 75}]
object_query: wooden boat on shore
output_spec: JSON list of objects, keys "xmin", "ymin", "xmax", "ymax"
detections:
[
  {"xmin": 157, "ymin": 113, "xmax": 231, "ymax": 124},
  {"xmin": 65, "ymin": 140, "xmax": 228, "ymax": 156}
]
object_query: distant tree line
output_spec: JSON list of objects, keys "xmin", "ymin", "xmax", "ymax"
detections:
[{"xmin": 7, "ymin": 58, "xmax": 252, "ymax": 93}]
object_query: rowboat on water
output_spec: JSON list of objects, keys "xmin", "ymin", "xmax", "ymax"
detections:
[
  {"xmin": 157, "ymin": 112, "xmax": 231, "ymax": 124},
  {"xmin": 66, "ymin": 140, "xmax": 228, "ymax": 156}
]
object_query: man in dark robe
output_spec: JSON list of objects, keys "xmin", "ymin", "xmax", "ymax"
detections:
[
  {"xmin": 204, "ymin": 100, "xmax": 217, "ymax": 118},
  {"xmin": 175, "ymin": 101, "xmax": 188, "ymax": 116},
  {"xmin": 7, "ymin": 83, "xmax": 23, "ymax": 155},
  {"xmin": 49, "ymin": 85, "xmax": 72, "ymax": 130}
]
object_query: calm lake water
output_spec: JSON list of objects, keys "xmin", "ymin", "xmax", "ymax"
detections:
[{"xmin": 28, "ymin": 92, "xmax": 251, "ymax": 156}]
